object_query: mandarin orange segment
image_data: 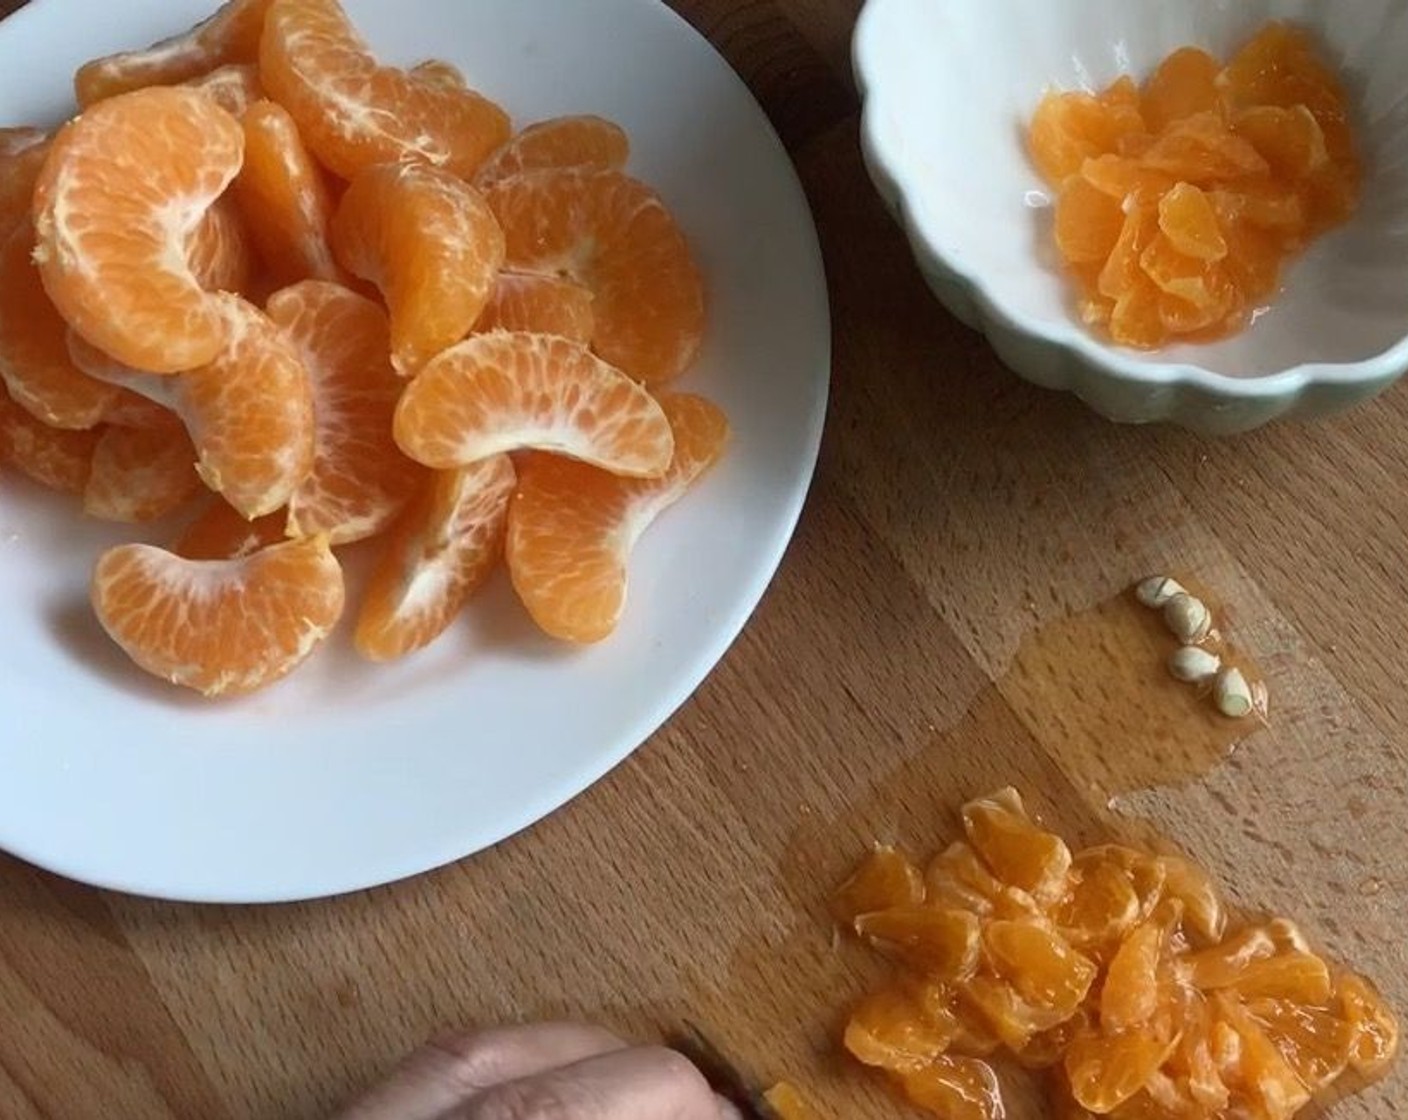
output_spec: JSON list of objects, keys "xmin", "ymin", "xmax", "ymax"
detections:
[
  {"xmin": 0, "ymin": 134, "xmax": 49, "ymax": 237},
  {"xmin": 1157, "ymin": 183, "xmax": 1227, "ymax": 262},
  {"xmin": 409, "ymin": 59, "xmax": 466, "ymax": 90},
  {"xmin": 331, "ymin": 161, "xmax": 504, "ymax": 375},
  {"xmin": 173, "ymin": 500, "xmax": 288, "ymax": 561},
  {"xmin": 843, "ymin": 985, "xmax": 955, "ymax": 1074},
  {"xmin": 188, "ymin": 197, "xmax": 258, "ymax": 296},
  {"xmin": 1338, "ymin": 972, "xmax": 1400, "ymax": 1079},
  {"xmin": 352, "ymin": 455, "xmax": 515, "ymax": 662},
  {"xmin": 185, "ymin": 63, "xmax": 264, "ymax": 117},
  {"xmin": 1101, "ymin": 920, "xmax": 1165, "ymax": 1032},
  {"xmin": 1247, "ymin": 998, "xmax": 1353, "ymax": 1092},
  {"xmin": 957, "ymin": 973, "xmax": 1071, "ymax": 1052},
  {"xmin": 91, "ymin": 535, "xmax": 343, "ymax": 697},
  {"xmin": 1214, "ymin": 992, "xmax": 1312, "ymax": 1120},
  {"xmin": 0, "ymin": 389, "xmax": 98, "ymax": 493},
  {"xmin": 1079, "ymin": 155, "xmax": 1175, "ymax": 203},
  {"xmin": 266, "ymin": 280, "xmax": 424, "ymax": 544},
  {"xmin": 394, "ymin": 332, "xmax": 674, "ymax": 477},
  {"xmin": 1098, "ymin": 200, "xmax": 1160, "ymax": 301},
  {"xmin": 0, "ymin": 221, "xmax": 119, "ymax": 430},
  {"xmin": 83, "ymin": 421, "xmax": 201, "ymax": 524},
  {"xmin": 855, "ymin": 907, "xmax": 982, "ymax": 981},
  {"xmin": 983, "ymin": 918, "xmax": 1096, "ymax": 1018},
  {"xmin": 483, "ymin": 168, "xmax": 706, "ymax": 383},
  {"xmin": 1055, "ymin": 175, "xmax": 1126, "ymax": 264},
  {"xmin": 0, "ymin": 127, "xmax": 46, "ymax": 159},
  {"xmin": 1233, "ymin": 105, "xmax": 1329, "ymax": 182},
  {"xmin": 900, "ymin": 1055, "xmax": 1006, "ymax": 1120},
  {"xmin": 504, "ymin": 392, "xmax": 727, "ymax": 644},
  {"xmin": 33, "ymin": 86, "xmax": 244, "ymax": 374},
  {"xmin": 1028, "ymin": 90, "xmax": 1145, "ymax": 183},
  {"xmin": 1056, "ymin": 854, "xmax": 1141, "ymax": 951},
  {"xmin": 474, "ymin": 115, "xmax": 631, "ymax": 188},
  {"xmin": 1141, "ymin": 47, "xmax": 1221, "ymax": 133},
  {"xmin": 926, "ymin": 841, "xmax": 1041, "ymax": 920},
  {"xmin": 103, "ymin": 389, "xmax": 176, "ymax": 430},
  {"xmin": 233, "ymin": 100, "xmax": 344, "ymax": 289},
  {"xmin": 259, "ymin": 0, "xmax": 510, "ymax": 181},
  {"xmin": 1155, "ymin": 856, "xmax": 1226, "ymax": 946},
  {"xmin": 1065, "ymin": 1030, "xmax": 1178, "ymax": 1114},
  {"xmin": 832, "ymin": 844, "xmax": 926, "ymax": 926},
  {"xmin": 961, "ymin": 788, "xmax": 1071, "ymax": 906},
  {"xmin": 1140, "ymin": 111, "xmax": 1270, "ymax": 184},
  {"xmin": 473, "ymin": 272, "xmax": 595, "ymax": 344},
  {"xmin": 73, "ymin": 0, "xmax": 273, "ymax": 108}
]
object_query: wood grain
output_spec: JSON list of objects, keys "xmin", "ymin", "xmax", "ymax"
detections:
[{"xmin": 1, "ymin": 0, "xmax": 1406, "ymax": 1117}]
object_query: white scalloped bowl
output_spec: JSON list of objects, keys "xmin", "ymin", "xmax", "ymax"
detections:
[{"xmin": 853, "ymin": 0, "xmax": 1408, "ymax": 435}]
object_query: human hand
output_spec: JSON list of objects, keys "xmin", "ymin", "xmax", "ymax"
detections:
[{"xmin": 333, "ymin": 1021, "xmax": 742, "ymax": 1119}]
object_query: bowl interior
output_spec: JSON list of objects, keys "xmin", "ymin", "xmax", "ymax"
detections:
[{"xmin": 861, "ymin": 0, "xmax": 1408, "ymax": 379}]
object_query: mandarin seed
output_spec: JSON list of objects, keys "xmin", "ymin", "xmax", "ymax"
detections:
[
  {"xmin": 1168, "ymin": 645, "xmax": 1220, "ymax": 684},
  {"xmin": 1136, "ymin": 575, "xmax": 1187, "ymax": 608},
  {"xmin": 1213, "ymin": 666, "xmax": 1254, "ymax": 718},
  {"xmin": 1163, "ymin": 592, "xmax": 1212, "ymax": 644}
]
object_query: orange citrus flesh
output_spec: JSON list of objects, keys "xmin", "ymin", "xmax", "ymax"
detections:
[
  {"xmin": 833, "ymin": 787, "xmax": 1399, "ymax": 1119},
  {"xmin": 83, "ymin": 420, "xmax": 202, "ymax": 524},
  {"xmin": 90, "ymin": 535, "xmax": 344, "ymax": 698},
  {"xmin": 74, "ymin": 0, "xmax": 272, "ymax": 108},
  {"xmin": 761, "ymin": 1082, "xmax": 820, "ymax": 1119},
  {"xmin": 394, "ymin": 331, "xmax": 674, "ymax": 478},
  {"xmin": 232, "ymin": 99, "xmax": 345, "ymax": 289},
  {"xmin": 473, "ymin": 271, "xmax": 595, "ymax": 343},
  {"xmin": 1, "ymin": 133, "xmax": 50, "ymax": 238},
  {"xmin": 265, "ymin": 280, "xmax": 425, "ymax": 544},
  {"xmin": 1028, "ymin": 22, "xmax": 1362, "ymax": 349},
  {"xmin": 173, "ymin": 500, "xmax": 288, "ymax": 561},
  {"xmin": 474, "ymin": 115, "xmax": 631, "ymax": 187},
  {"xmin": 258, "ymin": 0, "xmax": 510, "ymax": 181},
  {"xmin": 505, "ymin": 392, "xmax": 727, "ymax": 643},
  {"xmin": 353, "ymin": 454, "xmax": 516, "ymax": 662},
  {"xmin": 32, "ymin": 86, "xmax": 245, "ymax": 373},
  {"xmin": 187, "ymin": 196, "xmax": 257, "ymax": 296},
  {"xmin": 185, "ymin": 63, "xmax": 264, "ymax": 117},
  {"xmin": 484, "ymin": 168, "xmax": 706, "ymax": 383},
  {"xmin": 0, "ymin": 387, "xmax": 99, "ymax": 493},
  {"xmin": 330, "ymin": 160, "xmax": 504, "ymax": 375}
]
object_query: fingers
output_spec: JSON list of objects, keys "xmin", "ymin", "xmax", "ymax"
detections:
[
  {"xmin": 448, "ymin": 1043, "xmax": 725, "ymax": 1120},
  {"xmin": 332, "ymin": 1022, "xmax": 628, "ymax": 1120}
]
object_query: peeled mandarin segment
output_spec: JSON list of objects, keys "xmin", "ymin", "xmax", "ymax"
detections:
[
  {"xmin": 0, "ymin": 390, "xmax": 98, "ymax": 493},
  {"xmin": 0, "ymin": 136, "xmax": 50, "ymax": 237},
  {"xmin": 1247, "ymin": 998, "xmax": 1353, "ymax": 1091},
  {"xmin": 1157, "ymin": 182, "xmax": 1227, "ymax": 261},
  {"xmin": 409, "ymin": 59, "xmax": 465, "ymax": 90},
  {"xmin": 843, "ymin": 986, "xmax": 955, "ymax": 1074},
  {"xmin": 103, "ymin": 389, "xmax": 175, "ymax": 430},
  {"xmin": 1140, "ymin": 111, "xmax": 1270, "ymax": 184},
  {"xmin": 1141, "ymin": 47, "xmax": 1221, "ymax": 133},
  {"xmin": 395, "ymin": 332, "xmax": 674, "ymax": 477},
  {"xmin": 1214, "ymin": 992, "xmax": 1312, "ymax": 1119},
  {"xmin": 957, "ymin": 974, "xmax": 1071, "ymax": 1052},
  {"xmin": 73, "ymin": 0, "xmax": 272, "ymax": 108},
  {"xmin": 90, "ymin": 536, "xmax": 344, "ymax": 698},
  {"xmin": 1233, "ymin": 105, "xmax": 1329, "ymax": 181},
  {"xmin": 1140, "ymin": 232, "xmax": 1225, "ymax": 306},
  {"xmin": 185, "ymin": 63, "xmax": 264, "ymax": 118},
  {"xmin": 1101, "ymin": 921, "xmax": 1164, "ymax": 1032},
  {"xmin": 1219, "ymin": 952, "xmax": 1333, "ymax": 1004},
  {"xmin": 1155, "ymin": 855, "xmax": 1226, "ymax": 945},
  {"xmin": 1056, "ymin": 856, "xmax": 1141, "ymax": 951},
  {"xmin": 32, "ymin": 87, "xmax": 244, "ymax": 374},
  {"xmin": 925, "ymin": 841, "xmax": 1041, "ymax": 919},
  {"xmin": 504, "ymin": 392, "xmax": 727, "ymax": 644},
  {"xmin": 1029, "ymin": 90, "xmax": 1144, "ymax": 184},
  {"xmin": 83, "ymin": 422, "xmax": 201, "ymax": 523},
  {"xmin": 832, "ymin": 844, "xmax": 926, "ymax": 926},
  {"xmin": 0, "ymin": 127, "xmax": 46, "ymax": 158},
  {"xmin": 1110, "ymin": 273, "xmax": 1168, "ymax": 349},
  {"xmin": 1014, "ymin": 1009, "xmax": 1091, "ymax": 1071},
  {"xmin": 1098, "ymin": 200, "xmax": 1159, "ymax": 300},
  {"xmin": 1338, "ymin": 972, "xmax": 1400, "ymax": 1079},
  {"xmin": 188, "ymin": 197, "xmax": 257, "ymax": 295},
  {"xmin": 352, "ymin": 455, "xmax": 515, "ymax": 663},
  {"xmin": 473, "ymin": 272, "xmax": 596, "ymax": 344},
  {"xmin": 1166, "ymin": 990, "xmax": 1232, "ymax": 1112},
  {"xmin": 1079, "ymin": 155, "xmax": 1175, "ymax": 204},
  {"xmin": 983, "ymin": 919, "xmax": 1097, "ymax": 1017},
  {"xmin": 331, "ymin": 161, "xmax": 505, "ymax": 375},
  {"xmin": 854, "ymin": 906, "xmax": 981, "ymax": 979},
  {"xmin": 474, "ymin": 115, "xmax": 631, "ymax": 188},
  {"xmin": 265, "ymin": 280, "xmax": 424, "ymax": 544},
  {"xmin": 1064, "ymin": 1030, "xmax": 1177, "ymax": 1113},
  {"xmin": 483, "ymin": 169, "xmax": 706, "ymax": 384},
  {"xmin": 1055, "ymin": 175, "xmax": 1126, "ymax": 264},
  {"xmin": 900, "ymin": 1055, "xmax": 1006, "ymax": 1120},
  {"xmin": 173, "ymin": 500, "xmax": 287, "ymax": 561},
  {"xmin": 233, "ymin": 100, "xmax": 344, "ymax": 289},
  {"xmin": 258, "ymin": 0, "xmax": 510, "ymax": 181},
  {"xmin": 961, "ymin": 788, "xmax": 1071, "ymax": 906},
  {"xmin": 0, "ymin": 222, "xmax": 119, "ymax": 430}
]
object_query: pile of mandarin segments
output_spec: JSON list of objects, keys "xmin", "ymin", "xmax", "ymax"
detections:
[
  {"xmin": 0, "ymin": 0, "xmax": 728, "ymax": 697},
  {"xmin": 833, "ymin": 788, "xmax": 1399, "ymax": 1119},
  {"xmin": 1028, "ymin": 22, "xmax": 1363, "ymax": 350}
]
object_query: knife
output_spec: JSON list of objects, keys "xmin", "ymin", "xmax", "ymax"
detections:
[{"xmin": 671, "ymin": 1020, "xmax": 782, "ymax": 1119}]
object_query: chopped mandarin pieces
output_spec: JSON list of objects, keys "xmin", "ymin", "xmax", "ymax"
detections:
[
  {"xmin": 831, "ymin": 844, "xmax": 925, "ymax": 926},
  {"xmin": 1065, "ymin": 1030, "xmax": 1177, "ymax": 1113},
  {"xmin": 0, "ymin": 389, "xmax": 98, "ymax": 493},
  {"xmin": 1056, "ymin": 854, "xmax": 1141, "ymax": 951},
  {"xmin": 1338, "ymin": 972, "xmax": 1400, "ymax": 1078},
  {"xmin": 1080, "ymin": 155, "xmax": 1175, "ymax": 204},
  {"xmin": 1140, "ymin": 111, "xmax": 1269, "ymax": 184},
  {"xmin": 1156, "ymin": 855, "xmax": 1226, "ymax": 945},
  {"xmin": 1157, "ymin": 183, "xmax": 1227, "ymax": 261},
  {"xmin": 84, "ymin": 422, "xmax": 201, "ymax": 524},
  {"xmin": 1101, "ymin": 921, "xmax": 1165, "ymax": 1032},
  {"xmin": 961, "ymin": 788, "xmax": 1071, "ymax": 906},
  {"xmin": 1099, "ymin": 201, "xmax": 1160, "ymax": 300},
  {"xmin": 958, "ymin": 973, "xmax": 1071, "ymax": 1052},
  {"xmin": 1029, "ymin": 89, "xmax": 1145, "ymax": 183},
  {"xmin": 1227, "ymin": 953, "xmax": 1333, "ymax": 1005},
  {"xmin": 1141, "ymin": 47, "xmax": 1221, "ymax": 133},
  {"xmin": 761, "ymin": 1083, "xmax": 817, "ymax": 1120},
  {"xmin": 926, "ymin": 841, "xmax": 1039, "ymax": 919},
  {"xmin": 843, "ymin": 986, "xmax": 955, "ymax": 1073},
  {"xmin": 474, "ymin": 115, "xmax": 631, "ymax": 188},
  {"xmin": 901, "ymin": 1056, "xmax": 1007, "ymax": 1120},
  {"xmin": 1056, "ymin": 176, "xmax": 1126, "ymax": 263},
  {"xmin": 1233, "ymin": 105, "xmax": 1329, "ymax": 181},
  {"xmin": 1215, "ymin": 993, "xmax": 1312, "ymax": 1120},
  {"xmin": 1181, "ymin": 926, "xmax": 1278, "ymax": 989},
  {"xmin": 259, "ymin": 0, "xmax": 509, "ymax": 181},
  {"xmin": 854, "ymin": 906, "xmax": 981, "ymax": 980},
  {"xmin": 1247, "ymin": 998, "xmax": 1353, "ymax": 1091},
  {"xmin": 983, "ymin": 919, "xmax": 1096, "ymax": 1017}
]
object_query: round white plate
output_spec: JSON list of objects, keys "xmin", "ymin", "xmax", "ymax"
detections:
[{"xmin": 0, "ymin": 0, "xmax": 830, "ymax": 902}]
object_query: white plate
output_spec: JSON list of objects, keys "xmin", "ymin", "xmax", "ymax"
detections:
[{"xmin": 0, "ymin": 0, "xmax": 830, "ymax": 902}]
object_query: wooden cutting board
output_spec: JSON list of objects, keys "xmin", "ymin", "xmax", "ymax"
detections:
[{"xmin": 0, "ymin": 1, "xmax": 1404, "ymax": 1118}]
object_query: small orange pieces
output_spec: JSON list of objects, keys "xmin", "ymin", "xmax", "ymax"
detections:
[
  {"xmin": 331, "ymin": 161, "xmax": 504, "ymax": 375},
  {"xmin": 484, "ymin": 169, "xmax": 706, "ymax": 383},
  {"xmin": 504, "ymin": 392, "xmax": 727, "ymax": 643},
  {"xmin": 832, "ymin": 790, "xmax": 1399, "ymax": 1120},
  {"xmin": 233, "ymin": 100, "xmax": 343, "ymax": 288},
  {"xmin": 84, "ymin": 421, "xmax": 201, "ymax": 523},
  {"xmin": 0, "ymin": 222, "xmax": 119, "ymax": 430},
  {"xmin": 396, "ymin": 332, "xmax": 674, "ymax": 477},
  {"xmin": 1029, "ymin": 22, "xmax": 1361, "ymax": 350},
  {"xmin": 0, "ymin": 389, "xmax": 98, "ymax": 493},
  {"xmin": 265, "ymin": 280, "xmax": 423, "ymax": 543},
  {"xmin": 259, "ymin": 0, "xmax": 510, "ymax": 181},
  {"xmin": 473, "ymin": 272, "xmax": 595, "ymax": 344},
  {"xmin": 186, "ymin": 63, "xmax": 264, "ymax": 117},
  {"xmin": 74, "ymin": 0, "xmax": 272, "ymax": 108},
  {"xmin": 475, "ymin": 115, "xmax": 630, "ymax": 187},
  {"xmin": 91, "ymin": 535, "xmax": 344, "ymax": 697},
  {"xmin": 33, "ymin": 86, "xmax": 244, "ymax": 373},
  {"xmin": 353, "ymin": 455, "xmax": 515, "ymax": 662}
]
